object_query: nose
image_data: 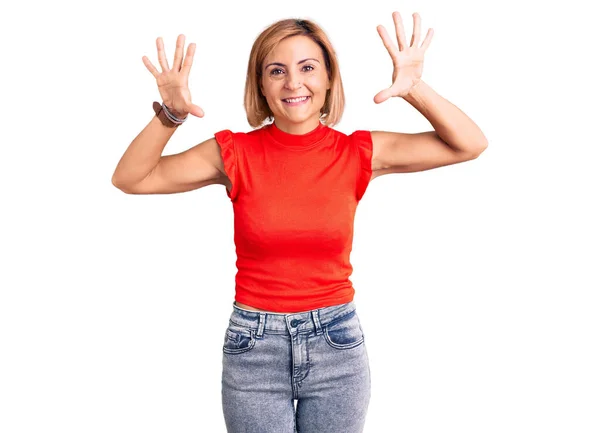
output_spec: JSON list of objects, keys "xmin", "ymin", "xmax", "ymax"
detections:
[{"xmin": 284, "ymin": 70, "xmax": 302, "ymax": 91}]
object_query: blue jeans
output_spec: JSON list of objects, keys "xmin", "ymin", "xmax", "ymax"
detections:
[{"xmin": 221, "ymin": 300, "xmax": 371, "ymax": 433}]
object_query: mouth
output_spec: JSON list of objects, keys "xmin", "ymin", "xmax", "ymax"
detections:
[{"xmin": 282, "ymin": 96, "xmax": 310, "ymax": 106}]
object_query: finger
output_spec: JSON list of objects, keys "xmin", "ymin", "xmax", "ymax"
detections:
[
  {"xmin": 376, "ymin": 25, "xmax": 399, "ymax": 61},
  {"xmin": 172, "ymin": 34, "xmax": 185, "ymax": 71},
  {"xmin": 181, "ymin": 42, "xmax": 196, "ymax": 77},
  {"xmin": 188, "ymin": 103, "xmax": 205, "ymax": 118},
  {"xmin": 142, "ymin": 56, "xmax": 160, "ymax": 78},
  {"xmin": 373, "ymin": 88, "xmax": 393, "ymax": 104},
  {"xmin": 156, "ymin": 37, "xmax": 170, "ymax": 72},
  {"xmin": 420, "ymin": 28, "xmax": 434, "ymax": 51},
  {"xmin": 392, "ymin": 11, "xmax": 407, "ymax": 51},
  {"xmin": 410, "ymin": 13, "xmax": 421, "ymax": 48}
]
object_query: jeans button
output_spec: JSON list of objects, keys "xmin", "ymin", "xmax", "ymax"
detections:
[{"xmin": 290, "ymin": 319, "xmax": 299, "ymax": 327}]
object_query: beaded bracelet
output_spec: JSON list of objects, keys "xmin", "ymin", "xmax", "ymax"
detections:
[
  {"xmin": 152, "ymin": 101, "xmax": 188, "ymax": 128},
  {"xmin": 162, "ymin": 103, "xmax": 188, "ymax": 124}
]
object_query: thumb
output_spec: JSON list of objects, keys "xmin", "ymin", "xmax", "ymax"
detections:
[
  {"xmin": 188, "ymin": 104, "xmax": 205, "ymax": 118},
  {"xmin": 373, "ymin": 88, "xmax": 393, "ymax": 104}
]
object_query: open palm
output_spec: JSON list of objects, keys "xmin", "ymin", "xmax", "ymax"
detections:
[
  {"xmin": 142, "ymin": 34, "xmax": 205, "ymax": 118},
  {"xmin": 374, "ymin": 12, "xmax": 434, "ymax": 103}
]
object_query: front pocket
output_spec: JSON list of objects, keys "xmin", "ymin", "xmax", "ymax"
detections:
[
  {"xmin": 222, "ymin": 324, "xmax": 257, "ymax": 354},
  {"xmin": 323, "ymin": 310, "xmax": 365, "ymax": 350}
]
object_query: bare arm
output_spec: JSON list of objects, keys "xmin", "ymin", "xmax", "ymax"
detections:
[
  {"xmin": 111, "ymin": 115, "xmax": 226, "ymax": 195},
  {"xmin": 111, "ymin": 114, "xmax": 176, "ymax": 189},
  {"xmin": 112, "ymin": 34, "xmax": 226, "ymax": 194}
]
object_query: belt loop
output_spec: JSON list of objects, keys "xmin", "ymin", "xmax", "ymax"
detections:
[
  {"xmin": 257, "ymin": 313, "xmax": 266, "ymax": 338},
  {"xmin": 311, "ymin": 310, "xmax": 323, "ymax": 336}
]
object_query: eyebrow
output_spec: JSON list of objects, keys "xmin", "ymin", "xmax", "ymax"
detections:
[{"xmin": 264, "ymin": 58, "xmax": 320, "ymax": 70}]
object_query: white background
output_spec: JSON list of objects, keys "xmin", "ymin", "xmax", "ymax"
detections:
[{"xmin": 1, "ymin": 0, "xmax": 599, "ymax": 432}]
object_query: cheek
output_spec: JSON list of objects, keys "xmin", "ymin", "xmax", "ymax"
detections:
[
  {"xmin": 308, "ymin": 76, "xmax": 329, "ymax": 93},
  {"xmin": 262, "ymin": 84, "xmax": 280, "ymax": 99}
]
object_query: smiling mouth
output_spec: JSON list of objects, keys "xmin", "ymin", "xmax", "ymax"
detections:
[
  {"xmin": 282, "ymin": 96, "xmax": 310, "ymax": 103},
  {"xmin": 282, "ymin": 96, "xmax": 310, "ymax": 105}
]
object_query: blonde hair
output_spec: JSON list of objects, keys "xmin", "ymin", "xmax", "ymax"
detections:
[{"xmin": 244, "ymin": 18, "xmax": 345, "ymax": 128}]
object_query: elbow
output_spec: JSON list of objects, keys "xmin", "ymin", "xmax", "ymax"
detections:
[
  {"xmin": 470, "ymin": 141, "xmax": 488, "ymax": 159},
  {"xmin": 112, "ymin": 176, "xmax": 135, "ymax": 194},
  {"xmin": 111, "ymin": 175, "xmax": 124, "ymax": 190}
]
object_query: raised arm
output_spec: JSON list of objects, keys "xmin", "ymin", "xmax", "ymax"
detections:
[
  {"xmin": 112, "ymin": 34, "xmax": 227, "ymax": 194},
  {"xmin": 369, "ymin": 12, "xmax": 487, "ymax": 178}
]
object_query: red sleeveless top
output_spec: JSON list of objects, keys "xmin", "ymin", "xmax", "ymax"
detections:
[{"xmin": 214, "ymin": 121, "xmax": 372, "ymax": 313}]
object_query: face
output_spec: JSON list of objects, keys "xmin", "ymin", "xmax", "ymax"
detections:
[{"xmin": 260, "ymin": 35, "xmax": 331, "ymax": 134}]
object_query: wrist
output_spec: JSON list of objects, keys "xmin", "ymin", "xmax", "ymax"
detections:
[
  {"xmin": 152, "ymin": 101, "xmax": 187, "ymax": 128},
  {"xmin": 164, "ymin": 103, "xmax": 188, "ymax": 120},
  {"xmin": 403, "ymin": 79, "xmax": 425, "ymax": 102}
]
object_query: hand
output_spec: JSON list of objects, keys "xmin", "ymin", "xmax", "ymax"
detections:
[
  {"xmin": 374, "ymin": 12, "xmax": 434, "ymax": 103},
  {"xmin": 142, "ymin": 34, "xmax": 205, "ymax": 118}
]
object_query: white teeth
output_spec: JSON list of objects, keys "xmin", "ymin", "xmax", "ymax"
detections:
[{"xmin": 284, "ymin": 96, "xmax": 308, "ymax": 103}]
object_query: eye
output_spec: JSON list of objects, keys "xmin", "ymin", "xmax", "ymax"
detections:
[{"xmin": 269, "ymin": 65, "xmax": 315, "ymax": 75}]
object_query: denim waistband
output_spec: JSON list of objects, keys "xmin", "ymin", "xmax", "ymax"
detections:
[{"xmin": 229, "ymin": 301, "xmax": 357, "ymax": 337}]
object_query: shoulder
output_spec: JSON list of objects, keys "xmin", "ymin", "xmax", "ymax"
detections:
[
  {"xmin": 212, "ymin": 126, "xmax": 268, "ymax": 177},
  {"xmin": 327, "ymin": 126, "xmax": 372, "ymax": 141},
  {"xmin": 338, "ymin": 129, "xmax": 373, "ymax": 151},
  {"xmin": 214, "ymin": 126, "xmax": 266, "ymax": 144}
]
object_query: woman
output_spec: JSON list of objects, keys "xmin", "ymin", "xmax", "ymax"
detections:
[{"xmin": 112, "ymin": 12, "xmax": 487, "ymax": 433}]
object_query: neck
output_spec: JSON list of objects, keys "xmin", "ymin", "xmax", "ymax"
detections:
[{"xmin": 273, "ymin": 117, "xmax": 321, "ymax": 135}]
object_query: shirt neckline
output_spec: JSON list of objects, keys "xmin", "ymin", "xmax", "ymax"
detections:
[{"xmin": 265, "ymin": 120, "xmax": 330, "ymax": 150}]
